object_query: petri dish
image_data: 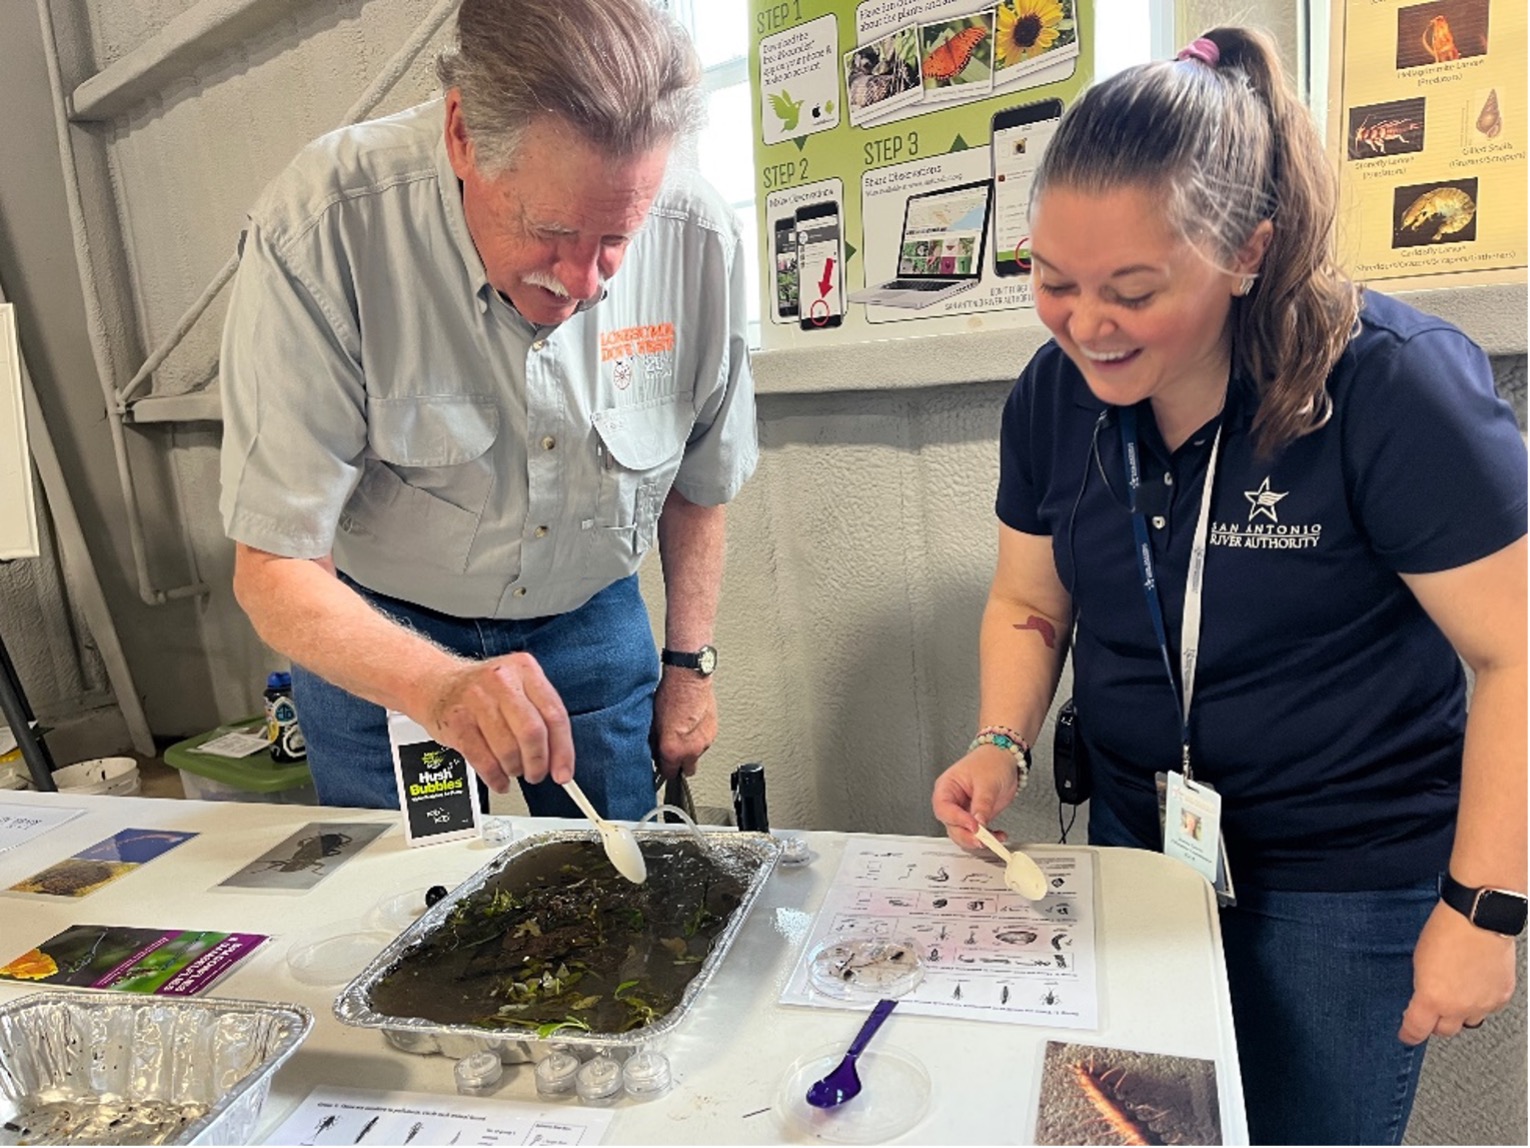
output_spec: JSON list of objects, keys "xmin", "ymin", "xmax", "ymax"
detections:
[
  {"xmin": 777, "ymin": 1042, "xmax": 932, "ymax": 1144},
  {"xmin": 286, "ymin": 930, "xmax": 392, "ymax": 987},
  {"xmin": 806, "ymin": 935, "xmax": 925, "ymax": 1001},
  {"xmin": 369, "ymin": 887, "xmax": 434, "ymax": 932}
]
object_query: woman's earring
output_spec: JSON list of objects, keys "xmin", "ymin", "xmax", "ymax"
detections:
[{"xmin": 1237, "ymin": 275, "xmax": 1256, "ymax": 296}]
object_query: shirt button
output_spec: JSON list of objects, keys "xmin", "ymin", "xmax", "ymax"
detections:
[
  {"xmin": 513, "ymin": 586, "xmax": 528, "ymax": 598},
  {"xmin": 1151, "ymin": 515, "xmax": 1167, "ymax": 529},
  {"xmin": 541, "ymin": 435, "xmax": 556, "ymax": 451},
  {"xmin": 534, "ymin": 525, "xmax": 549, "ymax": 538},
  {"xmin": 531, "ymin": 339, "xmax": 546, "ymax": 352},
  {"xmin": 1163, "ymin": 473, "xmax": 1174, "ymax": 486}
]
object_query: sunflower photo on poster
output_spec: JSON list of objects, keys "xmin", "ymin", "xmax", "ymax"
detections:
[{"xmin": 994, "ymin": 0, "xmax": 1081, "ymax": 89}]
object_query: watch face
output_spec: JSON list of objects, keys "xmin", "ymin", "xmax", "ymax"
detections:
[
  {"xmin": 698, "ymin": 646, "xmax": 718, "ymax": 675},
  {"xmin": 1477, "ymin": 889, "xmax": 1529, "ymax": 936}
]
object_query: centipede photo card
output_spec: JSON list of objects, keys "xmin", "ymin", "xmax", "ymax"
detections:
[{"xmin": 1034, "ymin": 1039, "xmax": 1222, "ymax": 1145}]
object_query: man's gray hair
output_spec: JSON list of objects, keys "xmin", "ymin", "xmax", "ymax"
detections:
[{"xmin": 437, "ymin": 0, "xmax": 705, "ymax": 174}]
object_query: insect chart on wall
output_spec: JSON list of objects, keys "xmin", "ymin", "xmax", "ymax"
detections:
[
  {"xmin": 780, "ymin": 837, "xmax": 1099, "ymax": 1028},
  {"xmin": 1327, "ymin": 0, "xmax": 1526, "ymax": 287}
]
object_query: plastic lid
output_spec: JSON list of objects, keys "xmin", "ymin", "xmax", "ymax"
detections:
[
  {"xmin": 575, "ymin": 1055, "xmax": 625, "ymax": 1103},
  {"xmin": 455, "ymin": 1050, "xmax": 504, "ymax": 1092},
  {"xmin": 534, "ymin": 1050, "xmax": 582, "ymax": 1099},
  {"xmin": 267, "ymin": 671, "xmax": 291, "ymax": 689},
  {"xmin": 778, "ymin": 1043, "xmax": 931, "ymax": 1143},
  {"xmin": 286, "ymin": 930, "xmax": 391, "ymax": 987},
  {"xmin": 622, "ymin": 1050, "xmax": 673, "ymax": 1099},
  {"xmin": 807, "ymin": 935, "xmax": 925, "ymax": 1001}
]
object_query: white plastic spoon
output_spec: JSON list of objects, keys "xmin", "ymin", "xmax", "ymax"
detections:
[
  {"xmin": 973, "ymin": 824, "xmax": 1048, "ymax": 901},
  {"xmin": 561, "ymin": 778, "xmax": 648, "ymax": 884}
]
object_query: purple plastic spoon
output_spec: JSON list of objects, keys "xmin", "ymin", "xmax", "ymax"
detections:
[{"xmin": 805, "ymin": 998, "xmax": 899, "ymax": 1109}]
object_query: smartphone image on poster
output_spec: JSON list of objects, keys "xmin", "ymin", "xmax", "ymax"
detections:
[
  {"xmin": 795, "ymin": 201, "xmax": 843, "ymax": 329},
  {"xmin": 773, "ymin": 216, "xmax": 799, "ymax": 319},
  {"xmin": 990, "ymin": 98, "xmax": 1064, "ymax": 278}
]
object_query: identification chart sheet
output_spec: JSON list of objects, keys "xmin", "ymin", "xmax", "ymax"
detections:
[
  {"xmin": 265, "ymin": 1086, "xmax": 612, "ymax": 1145},
  {"xmin": 782, "ymin": 838, "xmax": 1098, "ymax": 1028}
]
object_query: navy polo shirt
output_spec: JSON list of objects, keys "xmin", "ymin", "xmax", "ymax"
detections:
[{"xmin": 998, "ymin": 290, "xmax": 1527, "ymax": 891}]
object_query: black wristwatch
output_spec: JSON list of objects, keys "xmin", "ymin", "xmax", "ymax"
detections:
[
  {"xmin": 1438, "ymin": 872, "xmax": 1528, "ymax": 937},
  {"xmin": 660, "ymin": 645, "xmax": 718, "ymax": 677}
]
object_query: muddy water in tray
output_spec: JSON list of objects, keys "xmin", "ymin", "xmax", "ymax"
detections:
[{"xmin": 370, "ymin": 839, "xmax": 747, "ymax": 1036}]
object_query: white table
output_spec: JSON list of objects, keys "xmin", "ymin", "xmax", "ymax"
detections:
[{"xmin": 0, "ymin": 792, "xmax": 1247, "ymax": 1143}]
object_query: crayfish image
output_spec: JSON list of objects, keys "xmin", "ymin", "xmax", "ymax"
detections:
[
  {"xmin": 1351, "ymin": 116, "xmax": 1422, "ymax": 158},
  {"xmin": 1397, "ymin": 186, "xmax": 1477, "ymax": 244}
]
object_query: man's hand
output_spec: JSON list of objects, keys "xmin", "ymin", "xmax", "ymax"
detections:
[
  {"xmin": 420, "ymin": 653, "xmax": 575, "ymax": 794},
  {"xmin": 932, "ymin": 747, "xmax": 1022, "ymax": 850},
  {"xmin": 652, "ymin": 671, "xmax": 718, "ymax": 780},
  {"xmin": 1398, "ymin": 901, "xmax": 1517, "ymax": 1044}
]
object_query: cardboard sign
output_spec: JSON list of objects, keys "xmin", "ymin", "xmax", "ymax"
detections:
[{"xmin": 387, "ymin": 712, "xmax": 481, "ymax": 847}]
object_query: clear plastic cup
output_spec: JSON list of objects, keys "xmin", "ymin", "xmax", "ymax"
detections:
[
  {"xmin": 454, "ymin": 1050, "xmax": 504, "ymax": 1096},
  {"xmin": 534, "ymin": 1050, "xmax": 582, "ymax": 1100},
  {"xmin": 574, "ymin": 1055, "xmax": 624, "ymax": 1105},
  {"xmin": 622, "ymin": 1049, "xmax": 673, "ymax": 1100}
]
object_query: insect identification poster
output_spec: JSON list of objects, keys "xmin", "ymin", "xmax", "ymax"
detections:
[
  {"xmin": 218, "ymin": 821, "xmax": 388, "ymax": 891},
  {"xmin": 751, "ymin": 0, "xmax": 1094, "ymax": 350},
  {"xmin": 1327, "ymin": 0, "xmax": 1527, "ymax": 287},
  {"xmin": 0, "ymin": 925, "xmax": 267, "ymax": 995},
  {"xmin": 388, "ymin": 712, "xmax": 482, "ymax": 847}
]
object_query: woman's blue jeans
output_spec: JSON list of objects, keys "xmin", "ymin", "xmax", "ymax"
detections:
[
  {"xmin": 291, "ymin": 574, "xmax": 660, "ymax": 821},
  {"xmin": 1088, "ymin": 797, "xmax": 1434, "ymax": 1145}
]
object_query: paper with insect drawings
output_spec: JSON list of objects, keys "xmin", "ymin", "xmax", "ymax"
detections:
[
  {"xmin": 781, "ymin": 837, "xmax": 1098, "ymax": 1028},
  {"xmin": 262, "ymin": 1085, "xmax": 613, "ymax": 1146},
  {"xmin": 218, "ymin": 822, "xmax": 389, "ymax": 891}
]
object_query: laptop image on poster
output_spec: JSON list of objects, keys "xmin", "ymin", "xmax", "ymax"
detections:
[{"xmin": 849, "ymin": 179, "xmax": 993, "ymax": 309}]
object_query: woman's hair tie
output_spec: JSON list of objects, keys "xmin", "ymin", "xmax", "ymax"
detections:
[{"xmin": 1175, "ymin": 37, "xmax": 1220, "ymax": 67}]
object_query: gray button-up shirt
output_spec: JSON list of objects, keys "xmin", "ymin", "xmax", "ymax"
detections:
[{"xmin": 220, "ymin": 100, "xmax": 757, "ymax": 619}]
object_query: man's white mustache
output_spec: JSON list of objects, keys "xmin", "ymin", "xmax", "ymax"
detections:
[{"xmin": 521, "ymin": 270, "xmax": 609, "ymax": 301}]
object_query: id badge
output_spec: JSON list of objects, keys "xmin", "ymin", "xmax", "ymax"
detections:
[{"xmin": 1156, "ymin": 771, "xmax": 1236, "ymax": 905}]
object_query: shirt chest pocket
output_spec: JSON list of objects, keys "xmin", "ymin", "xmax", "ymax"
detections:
[
  {"xmin": 341, "ymin": 396, "xmax": 500, "ymax": 574},
  {"xmin": 592, "ymin": 400, "xmax": 690, "ymax": 555}
]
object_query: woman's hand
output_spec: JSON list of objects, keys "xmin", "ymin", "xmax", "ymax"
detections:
[
  {"xmin": 1398, "ymin": 902, "xmax": 1518, "ymax": 1043},
  {"xmin": 932, "ymin": 745, "xmax": 1024, "ymax": 850}
]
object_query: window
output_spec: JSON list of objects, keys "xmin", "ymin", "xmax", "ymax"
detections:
[{"xmin": 666, "ymin": 1, "xmax": 1161, "ymax": 346}]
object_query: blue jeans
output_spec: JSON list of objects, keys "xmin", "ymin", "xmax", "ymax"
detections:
[
  {"xmin": 291, "ymin": 574, "xmax": 660, "ymax": 821},
  {"xmin": 1088, "ymin": 797, "xmax": 1434, "ymax": 1145}
]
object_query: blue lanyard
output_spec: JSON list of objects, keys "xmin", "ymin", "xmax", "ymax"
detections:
[{"xmin": 1117, "ymin": 405, "xmax": 1223, "ymax": 778}]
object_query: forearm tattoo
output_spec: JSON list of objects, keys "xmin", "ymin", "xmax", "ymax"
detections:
[{"xmin": 1013, "ymin": 615, "xmax": 1057, "ymax": 649}]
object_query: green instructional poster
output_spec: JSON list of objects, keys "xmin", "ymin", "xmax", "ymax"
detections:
[{"xmin": 750, "ymin": 0, "xmax": 1094, "ymax": 350}]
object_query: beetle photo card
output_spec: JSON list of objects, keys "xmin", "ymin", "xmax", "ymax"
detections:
[{"xmin": 217, "ymin": 822, "xmax": 389, "ymax": 891}]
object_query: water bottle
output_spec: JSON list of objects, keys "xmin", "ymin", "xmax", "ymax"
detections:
[
  {"xmin": 731, "ymin": 762, "xmax": 769, "ymax": 832},
  {"xmin": 263, "ymin": 671, "xmax": 306, "ymax": 762}
]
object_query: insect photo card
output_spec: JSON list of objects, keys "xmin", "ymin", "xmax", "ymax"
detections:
[
  {"xmin": 7, "ymin": 828, "xmax": 198, "ymax": 898},
  {"xmin": 218, "ymin": 821, "xmax": 389, "ymax": 891},
  {"xmin": 1033, "ymin": 1039, "xmax": 1222, "ymax": 1146}
]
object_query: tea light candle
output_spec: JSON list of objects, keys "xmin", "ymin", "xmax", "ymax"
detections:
[
  {"xmin": 534, "ymin": 1050, "xmax": 582, "ymax": 1100},
  {"xmin": 622, "ymin": 1050, "xmax": 673, "ymax": 1099},
  {"xmin": 454, "ymin": 1050, "xmax": 503, "ymax": 1096},
  {"xmin": 574, "ymin": 1055, "xmax": 624, "ymax": 1105}
]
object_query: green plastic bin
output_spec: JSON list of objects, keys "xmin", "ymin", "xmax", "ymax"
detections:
[{"xmin": 164, "ymin": 718, "xmax": 318, "ymax": 804}]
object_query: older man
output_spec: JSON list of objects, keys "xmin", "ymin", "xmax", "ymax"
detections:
[{"xmin": 219, "ymin": 0, "xmax": 756, "ymax": 819}]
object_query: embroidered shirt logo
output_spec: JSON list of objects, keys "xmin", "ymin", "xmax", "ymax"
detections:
[
  {"xmin": 601, "ymin": 323, "xmax": 675, "ymax": 362},
  {"xmin": 601, "ymin": 323, "xmax": 677, "ymax": 403},
  {"xmin": 613, "ymin": 359, "xmax": 634, "ymax": 390},
  {"xmin": 1243, "ymin": 477, "xmax": 1289, "ymax": 523},
  {"xmin": 1211, "ymin": 476, "xmax": 1322, "ymax": 551}
]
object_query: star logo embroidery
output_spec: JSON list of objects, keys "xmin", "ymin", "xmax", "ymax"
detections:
[{"xmin": 1244, "ymin": 477, "xmax": 1289, "ymax": 523}]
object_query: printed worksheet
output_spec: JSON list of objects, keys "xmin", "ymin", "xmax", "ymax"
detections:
[
  {"xmin": 782, "ymin": 837, "xmax": 1098, "ymax": 1028},
  {"xmin": 0, "ymin": 803, "xmax": 83, "ymax": 853},
  {"xmin": 263, "ymin": 1086, "xmax": 613, "ymax": 1146}
]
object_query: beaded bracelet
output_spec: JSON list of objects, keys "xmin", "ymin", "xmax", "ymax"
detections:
[{"xmin": 968, "ymin": 726, "xmax": 1031, "ymax": 790}]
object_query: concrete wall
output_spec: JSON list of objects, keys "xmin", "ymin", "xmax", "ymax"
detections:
[{"xmin": 0, "ymin": 1, "xmax": 1523, "ymax": 1142}]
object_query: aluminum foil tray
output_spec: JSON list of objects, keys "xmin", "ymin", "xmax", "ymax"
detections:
[
  {"xmin": 0, "ymin": 992, "xmax": 313, "ymax": 1145},
  {"xmin": 335, "ymin": 827, "xmax": 781, "ymax": 1057}
]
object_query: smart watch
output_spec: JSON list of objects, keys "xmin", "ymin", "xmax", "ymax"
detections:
[
  {"xmin": 660, "ymin": 645, "xmax": 718, "ymax": 677},
  {"xmin": 1438, "ymin": 872, "xmax": 1528, "ymax": 937}
]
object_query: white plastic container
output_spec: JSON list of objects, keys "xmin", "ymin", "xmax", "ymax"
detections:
[{"xmin": 52, "ymin": 756, "xmax": 140, "ymax": 797}]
